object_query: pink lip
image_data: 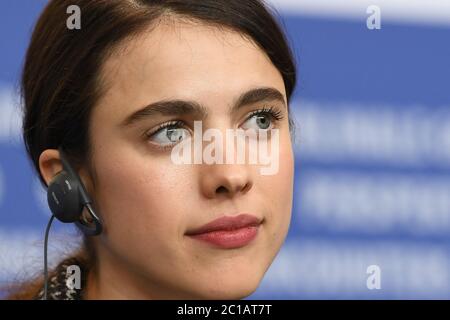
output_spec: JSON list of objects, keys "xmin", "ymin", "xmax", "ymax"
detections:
[{"xmin": 185, "ymin": 214, "xmax": 263, "ymax": 249}]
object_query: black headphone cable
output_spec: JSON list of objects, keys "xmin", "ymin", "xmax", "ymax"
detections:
[{"xmin": 43, "ymin": 214, "xmax": 55, "ymax": 300}]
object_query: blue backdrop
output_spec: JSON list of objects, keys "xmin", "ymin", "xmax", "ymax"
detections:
[{"xmin": 1, "ymin": 1, "xmax": 449, "ymax": 299}]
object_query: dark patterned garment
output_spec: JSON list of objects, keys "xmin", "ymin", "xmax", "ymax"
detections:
[{"xmin": 35, "ymin": 257, "xmax": 87, "ymax": 300}]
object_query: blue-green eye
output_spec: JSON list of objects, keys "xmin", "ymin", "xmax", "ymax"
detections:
[
  {"xmin": 146, "ymin": 120, "xmax": 191, "ymax": 148},
  {"xmin": 241, "ymin": 107, "xmax": 284, "ymax": 131}
]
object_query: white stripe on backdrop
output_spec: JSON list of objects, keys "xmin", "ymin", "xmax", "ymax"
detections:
[{"xmin": 268, "ymin": 0, "xmax": 450, "ymax": 26}]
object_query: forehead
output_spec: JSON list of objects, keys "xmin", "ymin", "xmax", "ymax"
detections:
[{"xmin": 95, "ymin": 17, "xmax": 286, "ymax": 120}]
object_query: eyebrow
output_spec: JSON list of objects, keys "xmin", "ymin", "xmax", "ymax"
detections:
[{"xmin": 120, "ymin": 87, "xmax": 287, "ymax": 127}]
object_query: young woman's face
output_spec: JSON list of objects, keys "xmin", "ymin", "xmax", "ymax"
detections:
[{"xmin": 84, "ymin": 17, "xmax": 294, "ymax": 299}]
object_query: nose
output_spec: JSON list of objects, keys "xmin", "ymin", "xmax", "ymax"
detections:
[{"xmin": 199, "ymin": 163, "xmax": 253, "ymax": 199}]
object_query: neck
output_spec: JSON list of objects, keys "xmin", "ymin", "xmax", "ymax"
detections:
[{"xmin": 82, "ymin": 246, "xmax": 194, "ymax": 299}]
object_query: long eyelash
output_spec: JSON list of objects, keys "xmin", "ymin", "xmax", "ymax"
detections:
[
  {"xmin": 145, "ymin": 120, "xmax": 185, "ymax": 138},
  {"xmin": 144, "ymin": 120, "xmax": 187, "ymax": 151},
  {"xmin": 247, "ymin": 106, "xmax": 284, "ymax": 121},
  {"xmin": 145, "ymin": 106, "xmax": 283, "ymax": 143}
]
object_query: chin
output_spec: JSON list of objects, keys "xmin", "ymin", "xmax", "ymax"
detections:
[
  {"xmin": 195, "ymin": 274, "xmax": 262, "ymax": 300},
  {"xmin": 196, "ymin": 286, "xmax": 258, "ymax": 300}
]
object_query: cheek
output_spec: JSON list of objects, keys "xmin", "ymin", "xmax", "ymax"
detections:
[
  {"xmin": 280, "ymin": 133, "xmax": 295, "ymax": 212},
  {"xmin": 92, "ymin": 151, "xmax": 191, "ymax": 247},
  {"xmin": 266, "ymin": 131, "xmax": 294, "ymax": 197},
  {"xmin": 279, "ymin": 135, "xmax": 295, "ymax": 200},
  {"xmin": 261, "ymin": 132, "xmax": 294, "ymax": 233}
]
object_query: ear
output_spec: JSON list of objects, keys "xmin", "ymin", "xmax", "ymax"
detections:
[{"xmin": 38, "ymin": 149, "xmax": 63, "ymax": 187}]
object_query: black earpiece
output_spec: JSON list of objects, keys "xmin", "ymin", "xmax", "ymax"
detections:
[
  {"xmin": 47, "ymin": 146, "xmax": 103, "ymax": 236},
  {"xmin": 43, "ymin": 146, "xmax": 102, "ymax": 299}
]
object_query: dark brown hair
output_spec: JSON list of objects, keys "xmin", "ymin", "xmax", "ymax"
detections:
[{"xmin": 11, "ymin": 0, "xmax": 297, "ymax": 299}]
